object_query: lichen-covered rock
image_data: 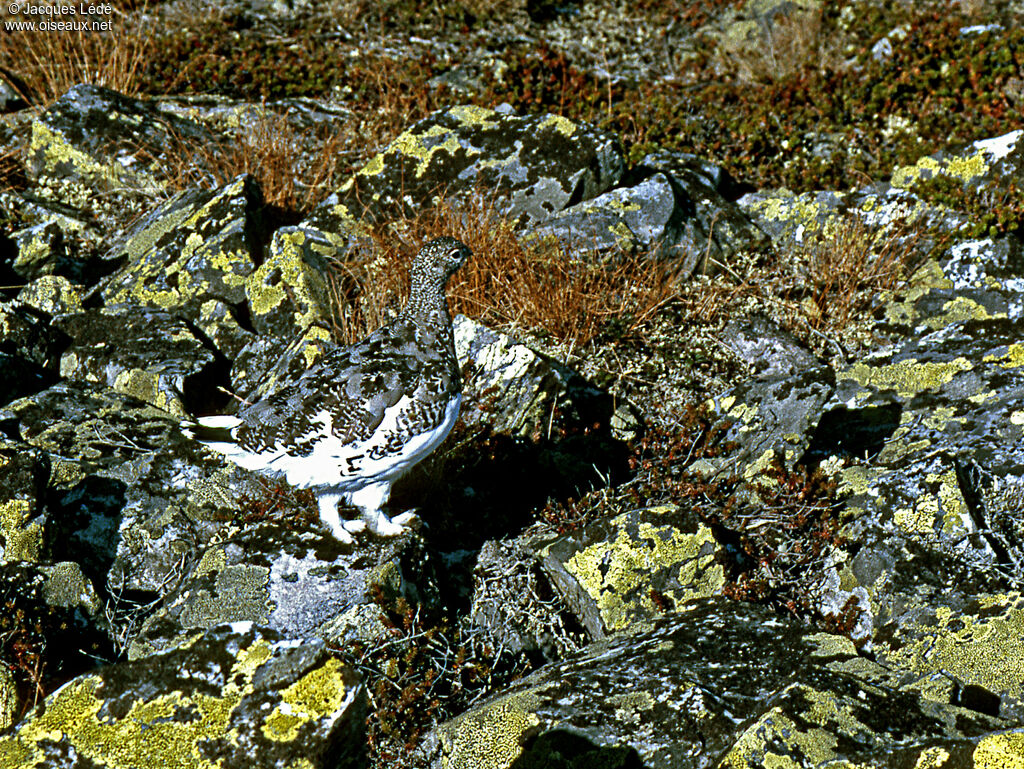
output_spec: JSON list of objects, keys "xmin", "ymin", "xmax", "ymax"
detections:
[
  {"xmin": 873, "ymin": 591, "xmax": 1024, "ymax": 722},
  {"xmin": 129, "ymin": 523, "xmax": 440, "ymax": 659},
  {"xmin": 2, "ymin": 381, "xmax": 261, "ymax": 594},
  {"xmin": 16, "ymin": 274, "xmax": 83, "ymax": 316},
  {"xmin": 0, "ymin": 562, "xmax": 109, "ymax": 731},
  {"xmin": 707, "ymin": 365, "xmax": 836, "ymax": 481},
  {"xmin": 889, "ymin": 128, "xmax": 1023, "ymax": 195},
  {"xmin": 195, "ymin": 298, "xmax": 255, "ymax": 361},
  {"xmin": 304, "ymin": 104, "xmax": 624, "ymax": 230},
  {"xmin": 0, "ymin": 623, "xmax": 366, "ymax": 769},
  {"xmin": 530, "ymin": 169, "xmax": 766, "ymax": 276},
  {"xmin": 8, "ymin": 221, "xmax": 65, "ymax": 281},
  {"xmin": 420, "ymin": 598, "xmax": 1016, "ymax": 769},
  {"xmin": 0, "ymin": 441, "xmax": 49, "ymax": 564},
  {"xmin": 469, "ymin": 537, "xmax": 585, "ymax": 660},
  {"xmin": 244, "ymin": 224, "xmax": 338, "ymax": 340},
  {"xmin": 0, "ymin": 353, "xmax": 55, "ymax": 410},
  {"xmin": 0, "ymin": 299, "xmax": 69, "ymax": 370},
  {"xmin": 27, "ymin": 84, "xmax": 214, "ymax": 196},
  {"xmin": 99, "ymin": 174, "xmax": 263, "ymax": 324},
  {"xmin": 719, "ymin": 314, "xmax": 822, "ymax": 380},
  {"xmin": 56, "ymin": 305, "xmax": 227, "ymax": 418},
  {"xmin": 534, "ymin": 504, "xmax": 726, "ymax": 639},
  {"xmin": 454, "ymin": 315, "xmax": 613, "ymax": 439},
  {"xmin": 820, "ymin": 317, "xmax": 1024, "ymax": 627},
  {"xmin": 709, "ymin": 308, "xmax": 1024, "ymax": 655}
]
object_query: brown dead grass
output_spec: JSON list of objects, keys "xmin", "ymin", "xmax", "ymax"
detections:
[
  {"xmin": 0, "ymin": 3, "xmax": 154, "ymax": 105},
  {"xmin": 157, "ymin": 107, "xmax": 349, "ymax": 212},
  {"xmin": 326, "ymin": 196, "xmax": 683, "ymax": 348},
  {"xmin": 787, "ymin": 214, "xmax": 930, "ymax": 331},
  {"xmin": 717, "ymin": 7, "xmax": 844, "ymax": 84}
]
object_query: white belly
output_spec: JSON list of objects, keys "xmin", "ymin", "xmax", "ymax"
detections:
[{"xmin": 269, "ymin": 393, "xmax": 462, "ymax": 493}]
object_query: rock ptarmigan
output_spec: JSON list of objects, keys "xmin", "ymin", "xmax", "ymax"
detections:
[{"xmin": 185, "ymin": 236, "xmax": 471, "ymax": 544}]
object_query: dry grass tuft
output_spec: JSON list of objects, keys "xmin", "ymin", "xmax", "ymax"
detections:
[
  {"xmin": 717, "ymin": 7, "xmax": 842, "ymax": 84},
  {"xmin": 0, "ymin": 3, "xmax": 154, "ymax": 105},
  {"xmin": 157, "ymin": 107, "xmax": 349, "ymax": 212},
  {"xmin": 326, "ymin": 196, "xmax": 683, "ymax": 348},
  {"xmin": 785, "ymin": 214, "xmax": 929, "ymax": 331}
]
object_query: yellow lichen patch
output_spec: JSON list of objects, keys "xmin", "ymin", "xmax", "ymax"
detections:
[
  {"xmin": 449, "ymin": 104, "xmax": 499, "ymax": 128},
  {"xmin": 894, "ymin": 498, "xmax": 938, "ymax": 535},
  {"xmin": 112, "ymin": 369, "xmax": 184, "ymax": 417},
  {"xmin": 382, "ymin": 124, "xmax": 468, "ymax": 180},
  {"xmin": 438, "ymin": 690, "xmax": 543, "ymax": 769},
  {"xmin": 564, "ymin": 508, "xmax": 724, "ymax": 632},
  {"xmin": 973, "ymin": 731, "xmax": 1024, "ymax": 768},
  {"xmin": 246, "ymin": 230, "xmax": 332, "ymax": 327},
  {"xmin": 924, "ymin": 296, "xmax": 998, "ymax": 329},
  {"xmin": 0, "ymin": 499, "xmax": 43, "ymax": 564},
  {"xmin": 30, "ymin": 122, "xmax": 127, "ymax": 191},
  {"xmin": 263, "ymin": 658, "xmax": 350, "ymax": 743},
  {"xmin": 539, "ymin": 114, "xmax": 577, "ymax": 136},
  {"xmin": 912, "ymin": 745, "xmax": 952, "ymax": 768},
  {"xmin": 883, "ymin": 593, "xmax": 1024, "ymax": 700},
  {"xmin": 983, "ymin": 342, "xmax": 1024, "ymax": 370},
  {"xmin": 927, "ymin": 469, "xmax": 970, "ymax": 535},
  {"xmin": 807, "ymin": 633, "xmax": 858, "ymax": 659},
  {"xmin": 1011, "ymin": 410, "xmax": 1024, "ymax": 426},
  {"xmin": 839, "ymin": 357, "xmax": 973, "ymax": 398},
  {"xmin": 719, "ymin": 706, "xmax": 839, "ymax": 768}
]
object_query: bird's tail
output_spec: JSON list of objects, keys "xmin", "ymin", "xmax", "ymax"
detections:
[{"xmin": 181, "ymin": 414, "xmax": 243, "ymax": 444}]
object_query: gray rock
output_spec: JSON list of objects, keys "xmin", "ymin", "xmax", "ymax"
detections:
[
  {"xmin": 455, "ymin": 315, "xmax": 613, "ymax": 439},
  {"xmin": 99, "ymin": 174, "xmax": 264, "ymax": 324},
  {"xmin": 27, "ymin": 83, "xmax": 215, "ymax": 196},
  {"xmin": 129, "ymin": 523, "xmax": 441, "ymax": 659},
  {"xmin": 56, "ymin": 305, "xmax": 226, "ymax": 417},
  {"xmin": 719, "ymin": 314, "xmax": 822, "ymax": 380},
  {"xmin": 420, "ymin": 597, "xmax": 1015, "ymax": 769},
  {"xmin": 2, "ymin": 381, "xmax": 261, "ymax": 597},
  {"xmin": 534, "ymin": 504, "xmax": 726, "ymax": 640},
  {"xmin": 0, "ymin": 299, "xmax": 68, "ymax": 370},
  {"xmin": 0, "ymin": 623, "xmax": 366, "ymax": 769},
  {"xmin": 304, "ymin": 104, "xmax": 624, "ymax": 230},
  {"xmin": 529, "ymin": 166, "xmax": 766, "ymax": 275},
  {"xmin": 0, "ymin": 440, "xmax": 49, "ymax": 564},
  {"xmin": 470, "ymin": 537, "xmax": 585, "ymax": 660}
]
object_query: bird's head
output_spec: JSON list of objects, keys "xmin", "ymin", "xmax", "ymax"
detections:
[{"xmin": 418, "ymin": 236, "xmax": 472, "ymax": 281}]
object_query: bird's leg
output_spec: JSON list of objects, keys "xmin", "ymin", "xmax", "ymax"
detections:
[
  {"xmin": 347, "ymin": 482, "xmax": 419, "ymax": 537},
  {"xmin": 361, "ymin": 508, "xmax": 421, "ymax": 537},
  {"xmin": 317, "ymin": 493, "xmax": 354, "ymax": 544}
]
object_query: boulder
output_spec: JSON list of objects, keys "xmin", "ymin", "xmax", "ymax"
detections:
[
  {"xmin": 0, "ymin": 623, "xmax": 366, "ymax": 769},
  {"xmin": 99, "ymin": 174, "xmax": 264, "ymax": 328},
  {"xmin": 304, "ymin": 104, "xmax": 624, "ymax": 230},
  {"xmin": 420, "ymin": 597, "xmax": 1016, "ymax": 769},
  {"xmin": 129, "ymin": 523, "xmax": 441, "ymax": 659}
]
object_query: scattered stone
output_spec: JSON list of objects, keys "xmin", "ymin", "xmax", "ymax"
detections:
[
  {"xmin": 129, "ymin": 524, "xmax": 441, "ymax": 659},
  {"xmin": 0, "ymin": 623, "xmax": 367, "ymax": 769},
  {"xmin": 305, "ymin": 104, "xmax": 624, "ymax": 230},
  {"xmin": 27, "ymin": 84, "xmax": 215, "ymax": 196},
  {"xmin": 535, "ymin": 504, "xmax": 725, "ymax": 639},
  {"xmin": 99, "ymin": 174, "xmax": 264, "ymax": 325},
  {"xmin": 56, "ymin": 305, "xmax": 227, "ymax": 417},
  {"xmin": 420, "ymin": 597, "xmax": 1014, "ymax": 769}
]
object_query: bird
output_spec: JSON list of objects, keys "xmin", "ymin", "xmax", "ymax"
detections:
[{"xmin": 184, "ymin": 236, "xmax": 472, "ymax": 544}]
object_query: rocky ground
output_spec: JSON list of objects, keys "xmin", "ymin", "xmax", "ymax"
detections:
[{"xmin": 0, "ymin": 0, "xmax": 1023, "ymax": 767}]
